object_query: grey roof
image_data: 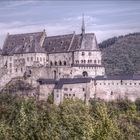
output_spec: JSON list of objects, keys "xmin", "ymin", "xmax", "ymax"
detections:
[
  {"xmin": 54, "ymin": 78, "xmax": 92, "ymax": 89},
  {"xmin": 37, "ymin": 77, "xmax": 92, "ymax": 89},
  {"xmin": 43, "ymin": 33, "xmax": 99, "ymax": 53},
  {"xmin": 95, "ymin": 75, "xmax": 140, "ymax": 80},
  {"xmin": 2, "ymin": 31, "xmax": 45, "ymax": 55},
  {"xmin": 37, "ymin": 79, "xmax": 57, "ymax": 85}
]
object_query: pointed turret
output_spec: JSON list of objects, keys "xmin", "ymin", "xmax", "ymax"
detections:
[{"xmin": 81, "ymin": 14, "xmax": 85, "ymax": 36}]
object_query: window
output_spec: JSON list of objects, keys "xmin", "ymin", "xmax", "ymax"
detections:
[
  {"xmin": 40, "ymin": 57, "xmax": 42, "ymax": 62},
  {"xmin": 64, "ymin": 88, "xmax": 68, "ymax": 91},
  {"xmin": 84, "ymin": 60, "xmax": 86, "ymax": 63},
  {"xmin": 21, "ymin": 68, "xmax": 23, "ymax": 72},
  {"xmin": 43, "ymin": 58, "xmax": 45, "ymax": 62},
  {"xmin": 15, "ymin": 68, "xmax": 18, "ymax": 72},
  {"xmin": 57, "ymin": 94, "xmax": 59, "ymax": 98},
  {"xmin": 55, "ymin": 61, "xmax": 57, "ymax": 66},
  {"xmin": 83, "ymin": 88, "xmax": 85, "ymax": 91},
  {"xmin": 88, "ymin": 52, "xmax": 91, "ymax": 56},
  {"xmin": 50, "ymin": 61, "xmax": 53, "ymax": 66},
  {"xmin": 94, "ymin": 60, "xmax": 96, "ymax": 64},
  {"xmin": 98, "ymin": 60, "xmax": 100, "ymax": 64},
  {"xmin": 37, "ymin": 57, "xmax": 39, "ymax": 61},
  {"xmin": 9, "ymin": 63, "xmax": 12, "ymax": 68},
  {"xmin": 59, "ymin": 61, "xmax": 62, "ymax": 66},
  {"xmin": 31, "ymin": 57, "xmax": 33, "ymax": 61},
  {"xmin": 27, "ymin": 57, "xmax": 29, "ymax": 62},
  {"xmin": 73, "ymin": 94, "xmax": 75, "ymax": 96},
  {"xmin": 64, "ymin": 61, "xmax": 66, "ymax": 65},
  {"xmin": 82, "ymin": 52, "xmax": 85, "ymax": 56}
]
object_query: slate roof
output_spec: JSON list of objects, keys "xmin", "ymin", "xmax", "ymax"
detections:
[
  {"xmin": 54, "ymin": 78, "xmax": 92, "ymax": 89},
  {"xmin": 2, "ymin": 31, "xmax": 45, "ymax": 55},
  {"xmin": 95, "ymin": 75, "xmax": 140, "ymax": 80},
  {"xmin": 37, "ymin": 77, "xmax": 92, "ymax": 89},
  {"xmin": 37, "ymin": 79, "xmax": 57, "ymax": 85},
  {"xmin": 43, "ymin": 33, "xmax": 99, "ymax": 53}
]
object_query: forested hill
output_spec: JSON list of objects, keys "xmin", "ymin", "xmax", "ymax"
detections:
[{"xmin": 99, "ymin": 33, "xmax": 140, "ymax": 75}]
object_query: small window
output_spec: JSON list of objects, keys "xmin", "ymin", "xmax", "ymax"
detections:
[
  {"xmin": 21, "ymin": 68, "xmax": 23, "ymax": 72},
  {"xmin": 40, "ymin": 57, "xmax": 42, "ymax": 62},
  {"xmin": 59, "ymin": 61, "xmax": 62, "ymax": 66},
  {"xmin": 54, "ymin": 61, "xmax": 57, "ymax": 66},
  {"xmin": 50, "ymin": 61, "xmax": 53, "ymax": 66},
  {"xmin": 64, "ymin": 88, "xmax": 68, "ymax": 91},
  {"xmin": 31, "ymin": 57, "xmax": 33, "ymax": 61},
  {"xmin": 84, "ymin": 60, "xmax": 86, "ymax": 63},
  {"xmin": 64, "ymin": 61, "xmax": 66, "ymax": 65},
  {"xmin": 83, "ymin": 88, "xmax": 85, "ymax": 91},
  {"xmin": 27, "ymin": 57, "xmax": 29, "ymax": 62},
  {"xmin": 57, "ymin": 94, "xmax": 59, "ymax": 98},
  {"xmin": 15, "ymin": 68, "xmax": 18, "ymax": 72},
  {"xmin": 94, "ymin": 60, "xmax": 96, "ymax": 64},
  {"xmin": 82, "ymin": 52, "xmax": 85, "ymax": 56},
  {"xmin": 88, "ymin": 52, "xmax": 91, "ymax": 56},
  {"xmin": 73, "ymin": 94, "xmax": 75, "ymax": 96}
]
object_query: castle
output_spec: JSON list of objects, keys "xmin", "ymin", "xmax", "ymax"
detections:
[{"xmin": 0, "ymin": 17, "xmax": 140, "ymax": 105}]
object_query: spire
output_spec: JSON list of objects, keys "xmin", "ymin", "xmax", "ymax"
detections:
[{"xmin": 81, "ymin": 14, "xmax": 85, "ymax": 35}]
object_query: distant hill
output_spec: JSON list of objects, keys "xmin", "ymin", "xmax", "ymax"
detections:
[{"xmin": 99, "ymin": 33, "xmax": 140, "ymax": 75}]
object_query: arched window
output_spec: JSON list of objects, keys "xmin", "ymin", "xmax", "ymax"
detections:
[
  {"xmin": 82, "ymin": 52, "xmax": 85, "ymax": 56},
  {"xmin": 84, "ymin": 60, "xmax": 86, "ymax": 63},
  {"xmin": 81, "ymin": 60, "xmax": 83, "ymax": 63},
  {"xmin": 82, "ymin": 71, "xmax": 88, "ymax": 77},
  {"xmin": 88, "ymin": 52, "xmax": 91, "ymax": 56},
  {"xmin": 59, "ymin": 61, "xmax": 62, "ymax": 66},
  {"xmin": 50, "ymin": 61, "xmax": 53, "ymax": 66},
  {"xmin": 54, "ymin": 70, "xmax": 56, "ymax": 79},
  {"xmin": 55, "ymin": 61, "xmax": 57, "ymax": 66},
  {"xmin": 64, "ymin": 61, "xmax": 66, "ymax": 65}
]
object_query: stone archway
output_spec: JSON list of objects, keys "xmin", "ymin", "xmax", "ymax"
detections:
[{"xmin": 82, "ymin": 71, "xmax": 88, "ymax": 77}]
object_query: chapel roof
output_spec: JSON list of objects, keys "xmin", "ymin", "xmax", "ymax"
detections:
[{"xmin": 42, "ymin": 33, "xmax": 100, "ymax": 53}]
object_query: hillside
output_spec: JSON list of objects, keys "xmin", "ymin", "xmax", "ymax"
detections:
[{"xmin": 99, "ymin": 33, "xmax": 140, "ymax": 75}]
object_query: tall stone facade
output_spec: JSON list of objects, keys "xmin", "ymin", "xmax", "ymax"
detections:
[{"xmin": 0, "ymin": 18, "xmax": 140, "ymax": 104}]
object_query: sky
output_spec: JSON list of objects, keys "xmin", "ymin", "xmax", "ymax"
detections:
[{"xmin": 0, "ymin": 0, "xmax": 140, "ymax": 47}]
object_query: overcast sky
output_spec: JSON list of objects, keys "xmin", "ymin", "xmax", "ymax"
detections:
[{"xmin": 0, "ymin": 0, "xmax": 140, "ymax": 47}]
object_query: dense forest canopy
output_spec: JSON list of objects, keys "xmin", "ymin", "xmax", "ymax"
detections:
[
  {"xmin": 0, "ymin": 94, "xmax": 140, "ymax": 140},
  {"xmin": 99, "ymin": 33, "xmax": 140, "ymax": 75}
]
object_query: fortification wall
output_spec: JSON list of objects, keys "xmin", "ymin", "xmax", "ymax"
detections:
[{"xmin": 95, "ymin": 80, "xmax": 140, "ymax": 101}]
